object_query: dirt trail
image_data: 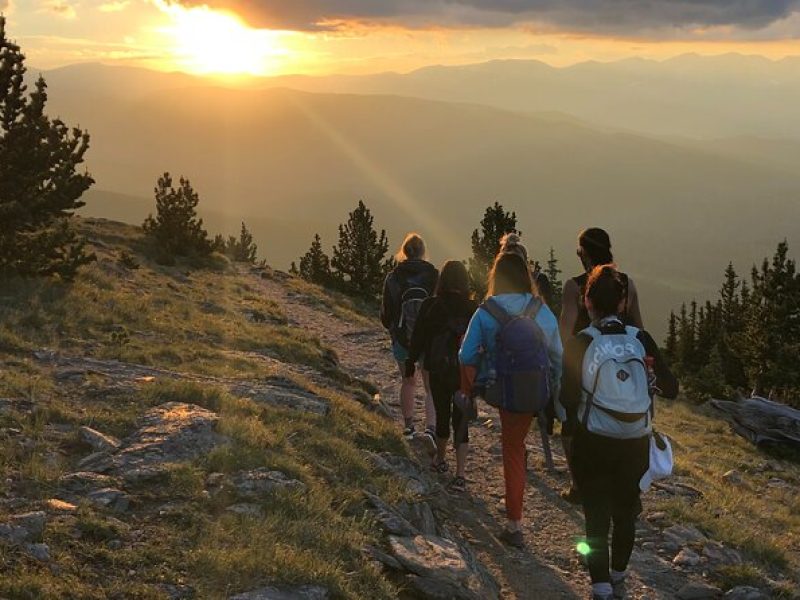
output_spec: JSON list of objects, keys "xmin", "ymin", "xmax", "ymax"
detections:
[{"xmin": 259, "ymin": 275, "xmax": 684, "ymax": 599}]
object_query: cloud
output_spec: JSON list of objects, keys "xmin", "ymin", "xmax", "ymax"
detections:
[
  {"xmin": 165, "ymin": 1, "xmax": 800, "ymax": 35},
  {"xmin": 40, "ymin": 1, "xmax": 78, "ymax": 19},
  {"xmin": 99, "ymin": 0, "xmax": 130, "ymax": 12}
]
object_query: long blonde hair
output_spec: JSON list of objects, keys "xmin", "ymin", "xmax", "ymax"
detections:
[{"xmin": 395, "ymin": 232, "xmax": 426, "ymax": 262}]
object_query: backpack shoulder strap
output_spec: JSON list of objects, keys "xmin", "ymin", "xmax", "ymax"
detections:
[
  {"xmin": 480, "ymin": 298, "xmax": 511, "ymax": 327},
  {"xmin": 580, "ymin": 325, "xmax": 601, "ymax": 340},
  {"xmin": 522, "ymin": 297, "xmax": 543, "ymax": 320},
  {"xmin": 624, "ymin": 325, "xmax": 641, "ymax": 338}
]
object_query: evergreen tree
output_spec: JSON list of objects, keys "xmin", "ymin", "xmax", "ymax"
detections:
[
  {"xmin": 297, "ymin": 233, "xmax": 332, "ymax": 286},
  {"xmin": 468, "ymin": 202, "xmax": 518, "ymax": 297},
  {"xmin": 330, "ymin": 201, "xmax": 389, "ymax": 298},
  {"xmin": 677, "ymin": 302, "xmax": 695, "ymax": 373},
  {"xmin": 0, "ymin": 17, "xmax": 95, "ymax": 279},
  {"xmin": 545, "ymin": 247, "xmax": 563, "ymax": 315},
  {"xmin": 222, "ymin": 222, "xmax": 258, "ymax": 263},
  {"xmin": 665, "ymin": 311, "xmax": 678, "ymax": 363},
  {"xmin": 143, "ymin": 173, "xmax": 212, "ymax": 261}
]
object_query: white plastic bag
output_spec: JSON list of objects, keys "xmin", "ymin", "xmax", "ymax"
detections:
[{"xmin": 640, "ymin": 430, "xmax": 673, "ymax": 492}]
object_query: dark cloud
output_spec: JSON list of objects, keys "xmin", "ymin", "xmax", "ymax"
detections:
[{"xmin": 169, "ymin": 0, "xmax": 800, "ymax": 34}]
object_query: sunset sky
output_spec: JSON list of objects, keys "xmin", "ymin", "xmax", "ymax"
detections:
[{"xmin": 5, "ymin": 0, "xmax": 800, "ymax": 76}]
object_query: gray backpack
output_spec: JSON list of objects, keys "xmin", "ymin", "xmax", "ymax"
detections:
[{"xmin": 579, "ymin": 325, "xmax": 652, "ymax": 439}]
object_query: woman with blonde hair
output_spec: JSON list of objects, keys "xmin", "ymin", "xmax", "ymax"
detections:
[{"xmin": 381, "ymin": 233, "xmax": 438, "ymax": 443}]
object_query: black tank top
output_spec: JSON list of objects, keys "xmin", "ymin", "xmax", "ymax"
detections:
[{"xmin": 571, "ymin": 271, "xmax": 630, "ymax": 335}]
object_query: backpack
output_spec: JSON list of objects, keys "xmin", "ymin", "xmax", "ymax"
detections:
[
  {"xmin": 578, "ymin": 325, "xmax": 653, "ymax": 439},
  {"xmin": 395, "ymin": 279, "xmax": 428, "ymax": 348},
  {"xmin": 427, "ymin": 310, "xmax": 471, "ymax": 388},
  {"xmin": 480, "ymin": 297, "xmax": 551, "ymax": 414}
]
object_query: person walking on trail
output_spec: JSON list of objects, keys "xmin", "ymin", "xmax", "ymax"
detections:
[
  {"xmin": 380, "ymin": 233, "xmax": 439, "ymax": 444},
  {"xmin": 406, "ymin": 260, "xmax": 478, "ymax": 493},
  {"xmin": 499, "ymin": 232, "xmax": 554, "ymax": 308},
  {"xmin": 459, "ymin": 253, "xmax": 563, "ymax": 548},
  {"xmin": 558, "ymin": 228, "xmax": 644, "ymax": 505},
  {"xmin": 559, "ymin": 265, "xmax": 677, "ymax": 600}
]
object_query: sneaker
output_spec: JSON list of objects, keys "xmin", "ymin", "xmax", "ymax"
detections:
[
  {"xmin": 430, "ymin": 460, "xmax": 449, "ymax": 474},
  {"xmin": 611, "ymin": 575, "xmax": 627, "ymax": 599},
  {"xmin": 561, "ymin": 487, "xmax": 582, "ymax": 505},
  {"xmin": 402, "ymin": 425, "xmax": 415, "ymax": 439},
  {"xmin": 498, "ymin": 528, "xmax": 525, "ymax": 549},
  {"xmin": 447, "ymin": 476, "xmax": 466, "ymax": 493}
]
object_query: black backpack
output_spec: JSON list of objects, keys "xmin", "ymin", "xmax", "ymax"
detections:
[
  {"xmin": 427, "ymin": 311, "xmax": 471, "ymax": 388},
  {"xmin": 395, "ymin": 276, "xmax": 429, "ymax": 347}
]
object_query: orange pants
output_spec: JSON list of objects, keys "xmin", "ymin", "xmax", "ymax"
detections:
[{"xmin": 500, "ymin": 409, "xmax": 534, "ymax": 521}]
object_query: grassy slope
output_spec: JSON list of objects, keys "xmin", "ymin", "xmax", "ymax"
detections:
[{"xmin": 0, "ymin": 218, "xmax": 405, "ymax": 599}]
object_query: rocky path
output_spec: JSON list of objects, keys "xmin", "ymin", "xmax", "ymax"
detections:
[{"xmin": 256, "ymin": 273, "xmax": 750, "ymax": 600}]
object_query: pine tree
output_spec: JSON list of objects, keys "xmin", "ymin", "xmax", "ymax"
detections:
[
  {"xmin": 468, "ymin": 202, "xmax": 518, "ymax": 297},
  {"xmin": 143, "ymin": 173, "xmax": 212, "ymax": 262},
  {"xmin": 545, "ymin": 246, "xmax": 563, "ymax": 315},
  {"xmin": 0, "ymin": 16, "xmax": 95, "ymax": 280},
  {"xmin": 223, "ymin": 222, "xmax": 258, "ymax": 263},
  {"xmin": 297, "ymin": 233, "xmax": 332, "ymax": 286},
  {"xmin": 330, "ymin": 201, "xmax": 389, "ymax": 298},
  {"xmin": 665, "ymin": 311, "xmax": 678, "ymax": 363}
]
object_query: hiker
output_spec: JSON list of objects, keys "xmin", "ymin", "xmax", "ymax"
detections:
[
  {"xmin": 459, "ymin": 252, "xmax": 563, "ymax": 547},
  {"xmin": 558, "ymin": 228, "xmax": 644, "ymax": 505},
  {"xmin": 499, "ymin": 232, "xmax": 553, "ymax": 307},
  {"xmin": 380, "ymin": 233, "xmax": 439, "ymax": 443},
  {"xmin": 560, "ymin": 265, "xmax": 677, "ymax": 600},
  {"xmin": 406, "ymin": 260, "xmax": 478, "ymax": 492}
]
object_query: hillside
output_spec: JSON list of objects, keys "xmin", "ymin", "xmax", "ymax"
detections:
[
  {"xmin": 41, "ymin": 68, "xmax": 800, "ymax": 338},
  {"xmin": 0, "ymin": 218, "xmax": 798, "ymax": 598}
]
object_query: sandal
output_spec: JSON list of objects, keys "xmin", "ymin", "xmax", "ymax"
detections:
[{"xmin": 447, "ymin": 476, "xmax": 467, "ymax": 493}]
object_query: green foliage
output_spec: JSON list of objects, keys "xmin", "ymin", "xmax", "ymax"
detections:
[
  {"xmin": 468, "ymin": 202, "xmax": 518, "ymax": 297},
  {"xmin": 545, "ymin": 246, "xmax": 563, "ymax": 314},
  {"xmin": 330, "ymin": 200, "xmax": 390, "ymax": 299},
  {"xmin": 296, "ymin": 233, "xmax": 333, "ymax": 286},
  {"xmin": 142, "ymin": 172, "xmax": 212, "ymax": 262},
  {"xmin": 0, "ymin": 17, "xmax": 95, "ymax": 280},
  {"xmin": 216, "ymin": 221, "xmax": 259, "ymax": 263},
  {"xmin": 668, "ymin": 241, "xmax": 800, "ymax": 406}
]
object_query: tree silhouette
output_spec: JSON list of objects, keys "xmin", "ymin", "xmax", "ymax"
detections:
[
  {"xmin": 296, "ymin": 233, "xmax": 332, "ymax": 286},
  {"xmin": 330, "ymin": 200, "xmax": 389, "ymax": 298},
  {"xmin": 468, "ymin": 202, "xmax": 518, "ymax": 297},
  {"xmin": 545, "ymin": 246, "xmax": 563, "ymax": 314},
  {"xmin": 0, "ymin": 16, "xmax": 95, "ymax": 279},
  {"xmin": 143, "ymin": 173, "xmax": 211, "ymax": 262}
]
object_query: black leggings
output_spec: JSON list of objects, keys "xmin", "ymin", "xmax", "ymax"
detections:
[
  {"xmin": 572, "ymin": 429, "xmax": 649, "ymax": 583},
  {"xmin": 430, "ymin": 373, "xmax": 468, "ymax": 445}
]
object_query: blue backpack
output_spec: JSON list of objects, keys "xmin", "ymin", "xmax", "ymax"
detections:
[{"xmin": 481, "ymin": 297, "xmax": 551, "ymax": 414}]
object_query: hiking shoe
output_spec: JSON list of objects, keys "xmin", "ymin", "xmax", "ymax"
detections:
[
  {"xmin": 430, "ymin": 460, "xmax": 449, "ymax": 474},
  {"xmin": 498, "ymin": 528, "xmax": 525, "ymax": 549},
  {"xmin": 611, "ymin": 575, "xmax": 627, "ymax": 599},
  {"xmin": 447, "ymin": 476, "xmax": 466, "ymax": 493},
  {"xmin": 402, "ymin": 425, "xmax": 415, "ymax": 439},
  {"xmin": 561, "ymin": 487, "xmax": 582, "ymax": 505},
  {"xmin": 415, "ymin": 428, "xmax": 436, "ymax": 457}
]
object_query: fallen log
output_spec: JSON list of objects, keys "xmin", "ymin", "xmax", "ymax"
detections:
[{"xmin": 710, "ymin": 395, "xmax": 800, "ymax": 449}]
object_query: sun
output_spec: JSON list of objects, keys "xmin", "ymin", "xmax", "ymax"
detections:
[{"xmin": 157, "ymin": 3, "xmax": 290, "ymax": 76}]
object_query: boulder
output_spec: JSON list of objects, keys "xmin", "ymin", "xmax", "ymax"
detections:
[
  {"xmin": 0, "ymin": 511, "xmax": 47, "ymax": 546},
  {"xmin": 228, "ymin": 585, "xmax": 330, "ymax": 599},
  {"xmin": 673, "ymin": 548, "xmax": 701, "ymax": 567},
  {"xmin": 229, "ymin": 379, "xmax": 330, "ymax": 416},
  {"xmin": 59, "ymin": 471, "xmax": 118, "ymax": 492},
  {"xmin": 662, "ymin": 524, "xmax": 707, "ymax": 551},
  {"xmin": 79, "ymin": 426, "xmax": 121, "ymax": 452},
  {"xmin": 723, "ymin": 587, "xmax": 769, "ymax": 600},
  {"xmin": 367, "ymin": 453, "xmax": 435, "ymax": 496},
  {"xmin": 25, "ymin": 543, "xmax": 51, "ymax": 562},
  {"xmin": 702, "ymin": 541, "xmax": 743, "ymax": 567},
  {"xmin": 87, "ymin": 488, "xmax": 130, "ymax": 512},
  {"xmin": 366, "ymin": 494, "xmax": 418, "ymax": 537},
  {"xmin": 388, "ymin": 535, "xmax": 499, "ymax": 600},
  {"xmin": 676, "ymin": 583, "xmax": 723, "ymax": 599}
]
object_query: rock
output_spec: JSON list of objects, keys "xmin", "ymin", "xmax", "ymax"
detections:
[
  {"xmin": 230, "ymin": 380, "xmax": 330, "ymax": 416},
  {"xmin": 673, "ymin": 548, "xmax": 701, "ymax": 567},
  {"xmin": 366, "ymin": 494, "xmax": 418, "ymax": 536},
  {"xmin": 44, "ymin": 499, "xmax": 78, "ymax": 513},
  {"xmin": 9, "ymin": 511, "xmax": 46, "ymax": 541},
  {"xmin": 364, "ymin": 545, "xmax": 403, "ymax": 571},
  {"xmin": 724, "ymin": 586, "xmax": 769, "ymax": 600},
  {"xmin": 367, "ymin": 453, "xmax": 435, "ymax": 496},
  {"xmin": 232, "ymin": 469, "xmax": 306, "ymax": 500},
  {"xmin": 228, "ymin": 585, "xmax": 330, "ymax": 599},
  {"xmin": 723, "ymin": 470, "xmax": 745, "ymax": 485},
  {"xmin": 388, "ymin": 535, "xmax": 499, "ymax": 599},
  {"xmin": 225, "ymin": 503, "xmax": 264, "ymax": 518},
  {"xmin": 702, "ymin": 541, "xmax": 743, "ymax": 566},
  {"xmin": 676, "ymin": 583, "xmax": 723, "ymax": 599},
  {"xmin": 158, "ymin": 584, "xmax": 196, "ymax": 599},
  {"xmin": 206, "ymin": 472, "xmax": 226, "ymax": 487},
  {"xmin": 59, "ymin": 471, "xmax": 118, "ymax": 492},
  {"xmin": 112, "ymin": 403, "xmax": 223, "ymax": 477},
  {"xmin": 87, "ymin": 488, "xmax": 130, "ymax": 512},
  {"xmin": 121, "ymin": 465, "xmax": 170, "ymax": 486},
  {"xmin": 79, "ymin": 426, "xmax": 121, "ymax": 452},
  {"xmin": 646, "ymin": 511, "xmax": 670, "ymax": 526},
  {"xmin": 662, "ymin": 524, "xmax": 707, "ymax": 551},
  {"xmin": 766, "ymin": 477, "xmax": 788, "ymax": 488},
  {"xmin": 25, "ymin": 543, "xmax": 51, "ymax": 562},
  {"xmin": 409, "ymin": 502, "xmax": 438, "ymax": 536},
  {"xmin": 77, "ymin": 451, "xmax": 114, "ymax": 473},
  {"xmin": 107, "ymin": 539, "xmax": 124, "ymax": 550}
]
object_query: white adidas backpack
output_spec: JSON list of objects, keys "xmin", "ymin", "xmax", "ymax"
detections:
[{"xmin": 578, "ymin": 325, "xmax": 653, "ymax": 439}]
